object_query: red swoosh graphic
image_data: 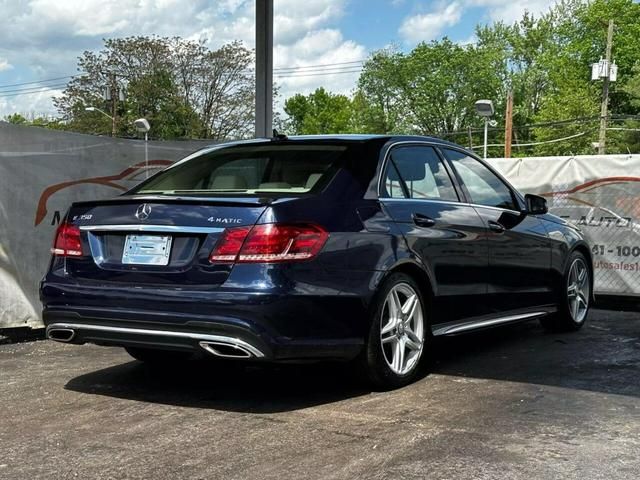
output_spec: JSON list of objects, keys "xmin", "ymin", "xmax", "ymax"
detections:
[
  {"xmin": 35, "ymin": 159, "xmax": 172, "ymax": 226},
  {"xmin": 540, "ymin": 176, "xmax": 640, "ymax": 196}
]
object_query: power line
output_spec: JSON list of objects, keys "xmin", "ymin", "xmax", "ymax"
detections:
[
  {"xmin": 272, "ymin": 60, "xmax": 364, "ymax": 72},
  {"xmin": 0, "ymin": 82, "xmax": 70, "ymax": 95},
  {"xmin": 469, "ymin": 131, "xmax": 590, "ymax": 149},
  {"xmin": 442, "ymin": 115, "xmax": 640, "ymax": 137},
  {"xmin": 275, "ymin": 68, "xmax": 363, "ymax": 78},
  {"xmin": 0, "ymin": 84, "xmax": 68, "ymax": 98},
  {"xmin": 0, "ymin": 75, "xmax": 81, "ymax": 89},
  {"xmin": 0, "ymin": 60, "xmax": 367, "ymax": 91}
]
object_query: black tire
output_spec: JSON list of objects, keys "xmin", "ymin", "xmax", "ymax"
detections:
[
  {"xmin": 125, "ymin": 346, "xmax": 193, "ymax": 363},
  {"xmin": 541, "ymin": 250, "xmax": 591, "ymax": 332},
  {"xmin": 359, "ymin": 272, "xmax": 429, "ymax": 390}
]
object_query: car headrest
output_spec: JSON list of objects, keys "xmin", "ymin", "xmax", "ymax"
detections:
[
  {"xmin": 388, "ymin": 156, "xmax": 426, "ymax": 182},
  {"xmin": 209, "ymin": 175, "xmax": 248, "ymax": 189},
  {"xmin": 305, "ymin": 173, "xmax": 323, "ymax": 189}
]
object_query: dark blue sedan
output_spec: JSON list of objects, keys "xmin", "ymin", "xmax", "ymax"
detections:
[{"xmin": 41, "ymin": 135, "xmax": 592, "ymax": 389}]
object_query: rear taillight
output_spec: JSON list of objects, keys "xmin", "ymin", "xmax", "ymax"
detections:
[
  {"xmin": 209, "ymin": 223, "xmax": 328, "ymax": 263},
  {"xmin": 51, "ymin": 222, "xmax": 83, "ymax": 257}
]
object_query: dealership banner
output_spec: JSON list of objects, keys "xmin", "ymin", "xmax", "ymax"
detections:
[
  {"xmin": 489, "ymin": 154, "xmax": 640, "ymax": 297},
  {"xmin": 0, "ymin": 122, "xmax": 209, "ymax": 330}
]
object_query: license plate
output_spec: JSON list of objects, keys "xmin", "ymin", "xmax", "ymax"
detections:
[{"xmin": 122, "ymin": 235, "xmax": 172, "ymax": 266}]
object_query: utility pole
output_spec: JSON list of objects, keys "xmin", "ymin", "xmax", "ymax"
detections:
[
  {"xmin": 255, "ymin": 0, "xmax": 273, "ymax": 138},
  {"xmin": 598, "ymin": 20, "xmax": 614, "ymax": 155},
  {"xmin": 504, "ymin": 91, "xmax": 514, "ymax": 158},
  {"xmin": 110, "ymin": 72, "xmax": 117, "ymax": 137}
]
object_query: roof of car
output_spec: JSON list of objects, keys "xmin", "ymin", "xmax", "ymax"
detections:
[{"xmin": 207, "ymin": 134, "xmax": 464, "ymax": 150}]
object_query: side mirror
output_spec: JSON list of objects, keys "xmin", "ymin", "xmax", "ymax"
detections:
[{"xmin": 525, "ymin": 194, "xmax": 548, "ymax": 215}]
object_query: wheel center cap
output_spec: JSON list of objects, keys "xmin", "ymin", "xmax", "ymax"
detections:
[{"xmin": 397, "ymin": 321, "xmax": 405, "ymax": 336}]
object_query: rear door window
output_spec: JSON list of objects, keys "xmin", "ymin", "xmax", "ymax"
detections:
[{"xmin": 382, "ymin": 146, "xmax": 459, "ymax": 201}]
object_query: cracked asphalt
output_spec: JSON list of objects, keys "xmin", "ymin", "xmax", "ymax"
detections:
[{"xmin": 1, "ymin": 308, "xmax": 639, "ymax": 479}]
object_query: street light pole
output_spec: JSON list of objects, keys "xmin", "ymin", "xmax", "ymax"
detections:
[
  {"xmin": 134, "ymin": 118, "xmax": 151, "ymax": 178},
  {"xmin": 483, "ymin": 118, "xmax": 489, "ymax": 160},
  {"xmin": 145, "ymin": 132, "xmax": 149, "ymax": 178},
  {"xmin": 474, "ymin": 100, "xmax": 495, "ymax": 160}
]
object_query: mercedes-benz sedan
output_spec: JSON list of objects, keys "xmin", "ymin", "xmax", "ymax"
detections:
[{"xmin": 41, "ymin": 135, "xmax": 592, "ymax": 389}]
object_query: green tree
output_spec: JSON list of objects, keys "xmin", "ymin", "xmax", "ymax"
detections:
[
  {"xmin": 4, "ymin": 113, "xmax": 27, "ymax": 125},
  {"xmin": 284, "ymin": 87, "xmax": 353, "ymax": 134},
  {"xmin": 530, "ymin": 0, "xmax": 640, "ymax": 154},
  {"xmin": 355, "ymin": 39, "xmax": 506, "ymax": 140},
  {"xmin": 54, "ymin": 37, "xmax": 254, "ymax": 140}
]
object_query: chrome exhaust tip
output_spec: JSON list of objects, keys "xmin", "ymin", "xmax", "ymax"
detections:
[
  {"xmin": 199, "ymin": 341, "xmax": 254, "ymax": 358},
  {"xmin": 47, "ymin": 328, "xmax": 76, "ymax": 343}
]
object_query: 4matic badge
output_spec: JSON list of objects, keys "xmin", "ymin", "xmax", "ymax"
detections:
[{"xmin": 207, "ymin": 216, "xmax": 243, "ymax": 224}]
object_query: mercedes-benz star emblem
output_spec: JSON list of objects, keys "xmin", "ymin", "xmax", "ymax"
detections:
[{"xmin": 135, "ymin": 204, "xmax": 152, "ymax": 221}]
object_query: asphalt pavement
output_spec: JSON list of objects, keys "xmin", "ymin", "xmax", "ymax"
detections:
[{"xmin": 1, "ymin": 309, "xmax": 639, "ymax": 479}]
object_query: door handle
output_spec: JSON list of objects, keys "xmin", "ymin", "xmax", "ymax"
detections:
[
  {"xmin": 412, "ymin": 213, "xmax": 436, "ymax": 228},
  {"xmin": 488, "ymin": 220, "xmax": 505, "ymax": 233}
]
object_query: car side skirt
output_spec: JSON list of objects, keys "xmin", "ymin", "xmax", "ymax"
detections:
[{"xmin": 432, "ymin": 306, "xmax": 557, "ymax": 336}]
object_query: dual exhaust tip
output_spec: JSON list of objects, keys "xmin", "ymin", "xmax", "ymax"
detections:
[
  {"xmin": 198, "ymin": 341, "xmax": 254, "ymax": 358},
  {"xmin": 46, "ymin": 327, "xmax": 257, "ymax": 359},
  {"xmin": 47, "ymin": 328, "xmax": 75, "ymax": 342}
]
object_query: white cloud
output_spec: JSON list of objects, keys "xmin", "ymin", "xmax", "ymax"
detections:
[
  {"xmin": 467, "ymin": 0, "xmax": 557, "ymax": 23},
  {"xmin": 274, "ymin": 29, "xmax": 367, "ymax": 104},
  {"xmin": 399, "ymin": 2, "xmax": 463, "ymax": 44},
  {"xmin": 0, "ymin": 89, "xmax": 64, "ymax": 118},
  {"xmin": 0, "ymin": 58, "xmax": 12, "ymax": 72},
  {"xmin": 398, "ymin": 0, "xmax": 560, "ymax": 46},
  {"xmin": 0, "ymin": 0, "xmax": 367, "ymax": 116},
  {"xmin": 274, "ymin": 0, "xmax": 346, "ymax": 45}
]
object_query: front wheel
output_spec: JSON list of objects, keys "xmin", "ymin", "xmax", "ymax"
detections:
[
  {"xmin": 359, "ymin": 273, "xmax": 428, "ymax": 390},
  {"xmin": 541, "ymin": 251, "xmax": 591, "ymax": 332}
]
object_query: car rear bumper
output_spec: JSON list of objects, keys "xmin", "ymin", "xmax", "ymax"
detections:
[{"xmin": 43, "ymin": 308, "xmax": 363, "ymax": 361}]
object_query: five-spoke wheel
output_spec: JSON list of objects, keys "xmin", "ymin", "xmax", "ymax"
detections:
[
  {"xmin": 360, "ymin": 273, "xmax": 428, "ymax": 389},
  {"xmin": 541, "ymin": 250, "xmax": 591, "ymax": 332},
  {"xmin": 380, "ymin": 283, "xmax": 424, "ymax": 375},
  {"xmin": 567, "ymin": 257, "xmax": 589, "ymax": 324}
]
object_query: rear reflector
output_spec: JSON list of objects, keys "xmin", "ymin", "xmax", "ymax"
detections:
[
  {"xmin": 209, "ymin": 223, "xmax": 328, "ymax": 263},
  {"xmin": 51, "ymin": 222, "xmax": 83, "ymax": 257}
]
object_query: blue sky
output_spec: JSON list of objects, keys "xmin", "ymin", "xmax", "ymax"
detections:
[{"xmin": 0, "ymin": 0, "xmax": 558, "ymax": 117}]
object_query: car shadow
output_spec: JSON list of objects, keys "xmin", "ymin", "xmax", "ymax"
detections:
[
  {"xmin": 430, "ymin": 309, "xmax": 640, "ymax": 398},
  {"xmin": 65, "ymin": 309, "xmax": 640, "ymax": 412},
  {"xmin": 65, "ymin": 357, "xmax": 372, "ymax": 413}
]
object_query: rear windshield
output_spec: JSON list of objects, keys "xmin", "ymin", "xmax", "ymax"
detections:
[{"xmin": 134, "ymin": 144, "xmax": 346, "ymax": 195}]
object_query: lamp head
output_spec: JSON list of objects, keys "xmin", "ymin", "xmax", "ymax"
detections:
[
  {"xmin": 133, "ymin": 118, "xmax": 150, "ymax": 133},
  {"xmin": 474, "ymin": 100, "xmax": 494, "ymax": 118}
]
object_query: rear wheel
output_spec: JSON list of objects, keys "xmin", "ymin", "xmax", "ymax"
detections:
[
  {"xmin": 541, "ymin": 251, "xmax": 591, "ymax": 332},
  {"xmin": 125, "ymin": 346, "xmax": 193, "ymax": 363},
  {"xmin": 360, "ymin": 273, "xmax": 428, "ymax": 390}
]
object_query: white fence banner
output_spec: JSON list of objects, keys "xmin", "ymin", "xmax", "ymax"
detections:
[
  {"xmin": 489, "ymin": 155, "xmax": 640, "ymax": 297},
  {"xmin": 0, "ymin": 123, "xmax": 209, "ymax": 330}
]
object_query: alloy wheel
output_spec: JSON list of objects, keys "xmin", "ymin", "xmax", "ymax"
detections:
[
  {"xmin": 567, "ymin": 257, "xmax": 589, "ymax": 324},
  {"xmin": 380, "ymin": 283, "xmax": 424, "ymax": 375}
]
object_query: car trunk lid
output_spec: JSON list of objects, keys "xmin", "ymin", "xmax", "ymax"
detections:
[{"xmin": 63, "ymin": 195, "xmax": 271, "ymax": 286}]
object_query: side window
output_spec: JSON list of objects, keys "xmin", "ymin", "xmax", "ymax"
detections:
[
  {"xmin": 383, "ymin": 146, "xmax": 458, "ymax": 201},
  {"xmin": 442, "ymin": 149, "xmax": 517, "ymax": 210}
]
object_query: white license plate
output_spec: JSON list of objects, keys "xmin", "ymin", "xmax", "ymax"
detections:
[{"xmin": 122, "ymin": 235, "xmax": 172, "ymax": 265}]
